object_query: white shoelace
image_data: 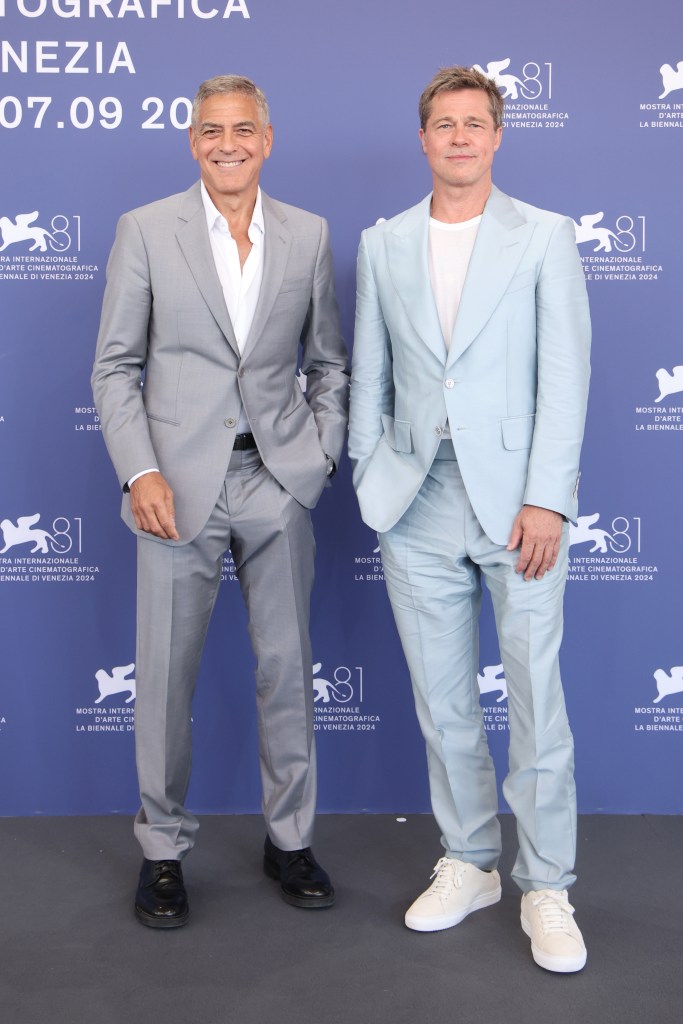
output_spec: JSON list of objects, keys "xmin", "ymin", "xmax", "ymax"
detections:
[
  {"xmin": 530, "ymin": 890, "xmax": 576, "ymax": 934},
  {"xmin": 427, "ymin": 856, "xmax": 464, "ymax": 895}
]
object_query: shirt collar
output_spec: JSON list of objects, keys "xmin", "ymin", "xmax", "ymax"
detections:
[{"xmin": 200, "ymin": 181, "xmax": 265, "ymax": 241}]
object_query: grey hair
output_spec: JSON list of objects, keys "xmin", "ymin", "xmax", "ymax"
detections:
[{"xmin": 191, "ymin": 75, "xmax": 270, "ymax": 129}]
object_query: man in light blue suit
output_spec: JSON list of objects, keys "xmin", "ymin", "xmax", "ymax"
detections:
[{"xmin": 348, "ymin": 67, "xmax": 591, "ymax": 972}]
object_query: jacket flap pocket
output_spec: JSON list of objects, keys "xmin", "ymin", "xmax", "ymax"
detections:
[
  {"xmin": 146, "ymin": 411, "xmax": 181, "ymax": 427},
  {"xmin": 381, "ymin": 414, "xmax": 413, "ymax": 453},
  {"xmin": 501, "ymin": 413, "xmax": 535, "ymax": 450}
]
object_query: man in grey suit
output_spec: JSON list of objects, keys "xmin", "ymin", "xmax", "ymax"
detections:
[
  {"xmin": 93, "ymin": 75, "xmax": 349, "ymax": 928},
  {"xmin": 349, "ymin": 67, "xmax": 590, "ymax": 971}
]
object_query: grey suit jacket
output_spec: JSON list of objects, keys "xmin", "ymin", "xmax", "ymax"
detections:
[{"xmin": 92, "ymin": 182, "xmax": 349, "ymax": 544}]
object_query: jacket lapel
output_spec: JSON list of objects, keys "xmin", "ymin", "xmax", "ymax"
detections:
[
  {"xmin": 175, "ymin": 182, "xmax": 240, "ymax": 357},
  {"xmin": 240, "ymin": 192, "xmax": 291, "ymax": 360},
  {"xmin": 447, "ymin": 185, "xmax": 535, "ymax": 366},
  {"xmin": 386, "ymin": 195, "xmax": 447, "ymax": 365}
]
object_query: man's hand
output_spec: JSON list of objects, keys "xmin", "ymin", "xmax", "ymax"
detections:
[
  {"xmin": 129, "ymin": 472, "xmax": 180, "ymax": 541},
  {"xmin": 507, "ymin": 504, "xmax": 563, "ymax": 581}
]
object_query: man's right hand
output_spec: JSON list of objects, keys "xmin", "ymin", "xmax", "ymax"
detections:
[{"xmin": 129, "ymin": 472, "xmax": 180, "ymax": 540}]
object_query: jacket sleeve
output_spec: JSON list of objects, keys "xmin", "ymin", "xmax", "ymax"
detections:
[
  {"xmin": 523, "ymin": 216, "xmax": 591, "ymax": 519},
  {"xmin": 348, "ymin": 230, "xmax": 395, "ymax": 491},
  {"xmin": 299, "ymin": 216, "xmax": 350, "ymax": 466},
  {"xmin": 91, "ymin": 212, "xmax": 158, "ymax": 490}
]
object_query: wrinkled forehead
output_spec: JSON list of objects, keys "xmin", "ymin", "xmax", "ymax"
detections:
[
  {"xmin": 427, "ymin": 88, "xmax": 495, "ymax": 122},
  {"xmin": 196, "ymin": 92, "xmax": 268, "ymax": 129}
]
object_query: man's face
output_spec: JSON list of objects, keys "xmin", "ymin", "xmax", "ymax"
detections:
[
  {"xmin": 419, "ymin": 89, "xmax": 502, "ymax": 194},
  {"xmin": 189, "ymin": 92, "xmax": 273, "ymax": 206}
]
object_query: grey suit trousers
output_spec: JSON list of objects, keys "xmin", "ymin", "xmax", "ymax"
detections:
[{"xmin": 133, "ymin": 448, "xmax": 317, "ymax": 860}]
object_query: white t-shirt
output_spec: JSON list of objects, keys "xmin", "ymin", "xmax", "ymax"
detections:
[
  {"xmin": 428, "ymin": 214, "xmax": 481, "ymax": 440},
  {"xmin": 428, "ymin": 214, "xmax": 481, "ymax": 351}
]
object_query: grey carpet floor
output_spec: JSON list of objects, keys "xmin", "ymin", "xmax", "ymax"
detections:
[{"xmin": 0, "ymin": 814, "xmax": 681, "ymax": 1024}]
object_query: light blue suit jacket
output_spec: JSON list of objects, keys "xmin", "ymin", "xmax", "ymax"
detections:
[{"xmin": 348, "ymin": 186, "xmax": 591, "ymax": 545}]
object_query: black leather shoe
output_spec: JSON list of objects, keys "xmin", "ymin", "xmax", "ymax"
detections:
[
  {"xmin": 263, "ymin": 835, "xmax": 335, "ymax": 908},
  {"xmin": 134, "ymin": 858, "xmax": 189, "ymax": 928}
]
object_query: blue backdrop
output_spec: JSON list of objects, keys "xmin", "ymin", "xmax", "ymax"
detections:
[{"xmin": 1, "ymin": 0, "xmax": 681, "ymax": 817}]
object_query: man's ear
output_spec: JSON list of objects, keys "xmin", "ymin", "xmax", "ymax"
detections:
[{"xmin": 188, "ymin": 126, "xmax": 198, "ymax": 162}]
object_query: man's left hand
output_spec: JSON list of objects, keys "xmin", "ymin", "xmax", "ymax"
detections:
[{"xmin": 507, "ymin": 505, "xmax": 563, "ymax": 581}]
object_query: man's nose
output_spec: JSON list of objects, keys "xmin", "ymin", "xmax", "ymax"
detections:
[{"xmin": 217, "ymin": 132, "xmax": 238, "ymax": 151}]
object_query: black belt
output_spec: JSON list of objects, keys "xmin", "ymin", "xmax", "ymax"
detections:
[{"xmin": 233, "ymin": 432, "xmax": 257, "ymax": 451}]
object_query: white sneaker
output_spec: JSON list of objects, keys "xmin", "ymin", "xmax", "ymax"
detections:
[
  {"xmin": 520, "ymin": 889, "xmax": 587, "ymax": 973},
  {"xmin": 404, "ymin": 857, "xmax": 501, "ymax": 932}
]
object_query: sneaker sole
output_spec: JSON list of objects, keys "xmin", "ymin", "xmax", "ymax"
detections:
[
  {"xmin": 405, "ymin": 885, "xmax": 502, "ymax": 932},
  {"xmin": 520, "ymin": 914, "xmax": 587, "ymax": 973}
]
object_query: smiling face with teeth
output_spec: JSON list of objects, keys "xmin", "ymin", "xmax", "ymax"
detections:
[{"xmin": 189, "ymin": 92, "xmax": 273, "ymax": 215}]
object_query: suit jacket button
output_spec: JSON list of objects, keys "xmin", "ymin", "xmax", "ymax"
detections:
[
  {"xmin": 445, "ymin": 378, "xmax": 455, "ymax": 389},
  {"xmin": 435, "ymin": 426, "xmax": 443, "ymax": 436},
  {"xmin": 225, "ymin": 418, "xmax": 236, "ymax": 428}
]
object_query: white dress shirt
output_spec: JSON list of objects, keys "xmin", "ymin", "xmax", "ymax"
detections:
[{"xmin": 202, "ymin": 180, "xmax": 265, "ymax": 432}]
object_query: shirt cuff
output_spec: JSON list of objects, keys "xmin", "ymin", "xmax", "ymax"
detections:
[{"xmin": 125, "ymin": 468, "xmax": 159, "ymax": 491}]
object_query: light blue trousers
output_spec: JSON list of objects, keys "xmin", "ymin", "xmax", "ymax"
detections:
[{"xmin": 379, "ymin": 444, "xmax": 577, "ymax": 892}]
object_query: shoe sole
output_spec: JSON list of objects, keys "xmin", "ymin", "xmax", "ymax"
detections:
[
  {"xmin": 135, "ymin": 904, "xmax": 189, "ymax": 929},
  {"xmin": 405, "ymin": 885, "xmax": 502, "ymax": 932},
  {"xmin": 263, "ymin": 857, "xmax": 336, "ymax": 909},
  {"xmin": 280, "ymin": 889, "xmax": 336, "ymax": 909},
  {"xmin": 520, "ymin": 915, "xmax": 587, "ymax": 973}
]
